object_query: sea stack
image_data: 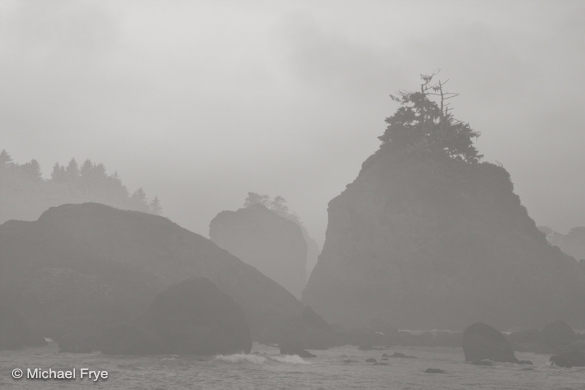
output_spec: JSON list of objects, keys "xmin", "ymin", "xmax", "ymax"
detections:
[
  {"xmin": 303, "ymin": 76, "xmax": 585, "ymax": 330},
  {"xmin": 210, "ymin": 203, "xmax": 307, "ymax": 298}
]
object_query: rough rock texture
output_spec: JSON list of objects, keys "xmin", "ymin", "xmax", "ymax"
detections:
[
  {"xmin": 540, "ymin": 226, "xmax": 585, "ymax": 262},
  {"xmin": 210, "ymin": 204, "xmax": 307, "ymax": 298},
  {"xmin": 303, "ymin": 145, "xmax": 585, "ymax": 330},
  {"xmin": 462, "ymin": 323, "xmax": 518, "ymax": 363},
  {"xmin": 0, "ymin": 305, "xmax": 46, "ymax": 350},
  {"xmin": 0, "ymin": 203, "xmax": 330, "ymax": 347}
]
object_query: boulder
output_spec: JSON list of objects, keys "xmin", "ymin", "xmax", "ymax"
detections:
[
  {"xmin": 540, "ymin": 321, "xmax": 577, "ymax": 353},
  {"xmin": 0, "ymin": 203, "xmax": 333, "ymax": 347},
  {"xmin": 145, "ymin": 278, "xmax": 252, "ymax": 355},
  {"xmin": 462, "ymin": 323, "xmax": 518, "ymax": 363},
  {"xmin": 550, "ymin": 348, "xmax": 585, "ymax": 368}
]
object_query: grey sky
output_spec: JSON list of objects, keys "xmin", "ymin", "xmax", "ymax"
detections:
[{"xmin": 1, "ymin": 0, "xmax": 584, "ymax": 243}]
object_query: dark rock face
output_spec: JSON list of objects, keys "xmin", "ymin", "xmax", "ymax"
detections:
[
  {"xmin": 0, "ymin": 203, "xmax": 330, "ymax": 348},
  {"xmin": 303, "ymin": 146, "xmax": 585, "ymax": 330},
  {"xmin": 550, "ymin": 348, "xmax": 585, "ymax": 368},
  {"xmin": 98, "ymin": 278, "xmax": 252, "ymax": 355},
  {"xmin": 0, "ymin": 305, "xmax": 45, "ymax": 350},
  {"xmin": 540, "ymin": 321, "xmax": 577, "ymax": 353},
  {"xmin": 210, "ymin": 204, "xmax": 307, "ymax": 298},
  {"xmin": 146, "ymin": 278, "xmax": 251, "ymax": 355},
  {"xmin": 462, "ymin": 323, "xmax": 518, "ymax": 363}
]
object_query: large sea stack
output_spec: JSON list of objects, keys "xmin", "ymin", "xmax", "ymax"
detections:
[
  {"xmin": 210, "ymin": 203, "xmax": 307, "ymax": 298},
  {"xmin": 303, "ymin": 77, "xmax": 585, "ymax": 330},
  {"xmin": 0, "ymin": 203, "xmax": 330, "ymax": 347}
]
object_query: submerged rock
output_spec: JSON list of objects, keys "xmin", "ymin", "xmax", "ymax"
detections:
[{"xmin": 462, "ymin": 323, "xmax": 518, "ymax": 363}]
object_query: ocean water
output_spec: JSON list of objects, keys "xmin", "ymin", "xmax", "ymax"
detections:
[{"xmin": 1, "ymin": 343, "xmax": 584, "ymax": 389}]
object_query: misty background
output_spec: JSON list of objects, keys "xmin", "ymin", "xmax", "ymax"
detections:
[{"xmin": 1, "ymin": 0, "xmax": 584, "ymax": 243}]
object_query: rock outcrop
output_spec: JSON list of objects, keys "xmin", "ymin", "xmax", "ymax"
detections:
[
  {"xmin": 303, "ymin": 142, "xmax": 585, "ymax": 330},
  {"xmin": 550, "ymin": 347, "xmax": 585, "ymax": 368},
  {"xmin": 0, "ymin": 203, "xmax": 332, "ymax": 348},
  {"xmin": 462, "ymin": 323, "xmax": 518, "ymax": 363},
  {"xmin": 210, "ymin": 204, "xmax": 307, "ymax": 298},
  {"xmin": 146, "ymin": 277, "xmax": 251, "ymax": 355},
  {"xmin": 540, "ymin": 321, "xmax": 577, "ymax": 353},
  {"xmin": 99, "ymin": 278, "xmax": 252, "ymax": 355}
]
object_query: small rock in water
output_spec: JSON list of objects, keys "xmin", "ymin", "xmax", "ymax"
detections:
[
  {"xmin": 462, "ymin": 323, "xmax": 518, "ymax": 363},
  {"xmin": 424, "ymin": 368, "xmax": 446, "ymax": 374},
  {"xmin": 550, "ymin": 348, "xmax": 585, "ymax": 368},
  {"xmin": 390, "ymin": 352, "xmax": 415, "ymax": 358},
  {"xmin": 365, "ymin": 358, "xmax": 377, "ymax": 363}
]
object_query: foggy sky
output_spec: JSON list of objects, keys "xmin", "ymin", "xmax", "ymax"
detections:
[{"xmin": 1, "ymin": 0, "xmax": 584, "ymax": 243}]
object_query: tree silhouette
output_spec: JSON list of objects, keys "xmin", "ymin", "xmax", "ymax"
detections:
[
  {"xmin": 150, "ymin": 197, "xmax": 162, "ymax": 215},
  {"xmin": 1, "ymin": 150, "xmax": 163, "ymax": 224},
  {"xmin": 379, "ymin": 73, "xmax": 482, "ymax": 164},
  {"xmin": 0, "ymin": 150, "xmax": 12, "ymax": 168}
]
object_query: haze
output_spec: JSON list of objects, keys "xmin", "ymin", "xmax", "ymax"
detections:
[{"xmin": 1, "ymin": 0, "xmax": 583, "ymax": 242}]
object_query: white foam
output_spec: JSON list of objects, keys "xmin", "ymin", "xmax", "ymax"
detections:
[
  {"xmin": 271, "ymin": 354, "xmax": 311, "ymax": 364},
  {"xmin": 215, "ymin": 354, "xmax": 267, "ymax": 364}
]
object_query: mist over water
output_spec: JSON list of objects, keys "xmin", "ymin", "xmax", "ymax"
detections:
[{"xmin": 1, "ymin": 1, "xmax": 585, "ymax": 389}]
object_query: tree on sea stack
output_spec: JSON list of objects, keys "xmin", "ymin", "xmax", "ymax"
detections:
[{"xmin": 379, "ymin": 73, "xmax": 482, "ymax": 164}]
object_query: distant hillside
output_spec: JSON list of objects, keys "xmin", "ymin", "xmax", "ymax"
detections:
[{"xmin": 0, "ymin": 149, "xmax": 161, "ymax": 224}]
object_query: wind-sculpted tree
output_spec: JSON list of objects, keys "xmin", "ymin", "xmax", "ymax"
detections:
[{"xmin": 379, "ymin": 73, "xmax": 482, "ymax": 164}]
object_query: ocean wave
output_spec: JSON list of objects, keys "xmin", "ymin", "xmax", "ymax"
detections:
[
  {"xmin": 215, "ymin": 354, "xmax": 267, "ymax": 364},
  {"xmin": 271, "ymin": 355, "xmax": 310, "ymax": 364},
  {"xmin": 214, "ymin": 353, "xmax": 311, "ymax": 365}
]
